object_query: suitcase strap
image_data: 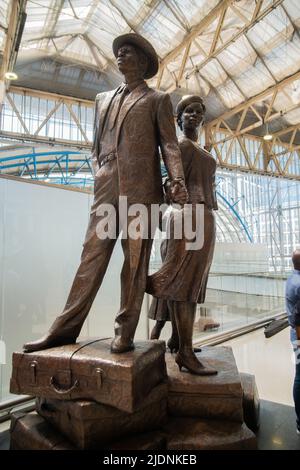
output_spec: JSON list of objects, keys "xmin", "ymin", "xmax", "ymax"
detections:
[{"xmin": 49, "ymin": 337, "xmax": 111, "ymax": 394}]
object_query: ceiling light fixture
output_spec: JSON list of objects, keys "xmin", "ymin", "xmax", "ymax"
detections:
[
  {"xmin": 5, "ymin": 71, "xmax": 18, "ymax": 81},
  {"xmin": 263, "ymin": 120, "xmax": 273, "ymax": 141},
  {"xmin": 263, "ymin": 133, "xmax": 273, "ymax": 141}
]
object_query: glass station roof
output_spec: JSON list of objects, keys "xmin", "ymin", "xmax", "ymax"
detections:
[{"xmin": 0, "ymin": 0, "xmax": 299, "ymax": 125}]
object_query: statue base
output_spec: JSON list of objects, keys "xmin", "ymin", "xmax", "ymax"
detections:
[
  {"xmin": 164, "ymin": 417, "xmax": 257, "ymax": 450},
  {"xmin": 166, "ymin": 346, "xmax": 243, "ymax": 422},
  {"xmin": 9, "ymin": 343, "xmax": 259, "ymax": 450},
  {"xmin": 35, "ymin": 382, "xmax": 168, "ymax": 449},
  {"xmin": 240, "ymin": 372, "xmax": 260, "ymax": 432}
]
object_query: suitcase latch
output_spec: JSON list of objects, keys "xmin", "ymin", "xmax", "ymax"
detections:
[
  {"xmin": 30, "ymin": 361, "xmax": 38, "ymax": 385},
  {"xmin": 95, "ymin": 368, "xmax": 103, "ymax": 389}
]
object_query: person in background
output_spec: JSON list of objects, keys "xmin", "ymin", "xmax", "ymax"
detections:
[{"xmin": 286, "ymin": 249, "xmax": 300, "ymax": 434}]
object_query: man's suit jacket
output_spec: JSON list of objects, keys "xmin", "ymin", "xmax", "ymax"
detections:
[{"xmin": 91, "ymin": 82, "xmax": 184, "ymax": 204}]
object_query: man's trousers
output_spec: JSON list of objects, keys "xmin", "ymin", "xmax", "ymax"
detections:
[{"xmin": 48, "ymin": 160, "xmax": 154, "ymax": 342}]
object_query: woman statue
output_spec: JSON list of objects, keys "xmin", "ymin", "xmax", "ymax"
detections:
[{"xmin": 147, "ymin": 95, "xmax": 218, "ymax": 375}]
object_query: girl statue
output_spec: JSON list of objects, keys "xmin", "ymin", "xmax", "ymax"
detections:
[{"xmin": 147, "ymin": 95, "xmax": 218, "ymax": 375}]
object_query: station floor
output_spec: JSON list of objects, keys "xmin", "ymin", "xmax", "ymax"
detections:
[{"xmin": 1, "ymin": 327, "xmax": 300, "ymax": 450}]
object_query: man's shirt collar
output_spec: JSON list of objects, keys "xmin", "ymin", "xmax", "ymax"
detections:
[{"xmin": 121, "ymin": 79, "xmax": 145, "ymax": 93}]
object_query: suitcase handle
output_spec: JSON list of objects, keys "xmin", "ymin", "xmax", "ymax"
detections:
[{"xmin": 50, "ymin": 376, "xmax": 79, "ymax": 394}]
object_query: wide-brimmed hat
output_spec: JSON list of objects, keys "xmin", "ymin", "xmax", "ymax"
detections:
[
  {"xmin": 112, "ymin": 33, "xmax": 159, "ymax": 80},
  {"xmin": 176, "ymin": 95, "xmax": 206, "ymax": 116}
]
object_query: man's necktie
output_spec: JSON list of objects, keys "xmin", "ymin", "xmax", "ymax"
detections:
[{"xmin": 109, "ymin": 85, "xmax": 129, "ymax": 130}]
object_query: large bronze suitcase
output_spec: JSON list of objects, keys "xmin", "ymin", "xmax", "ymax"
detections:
[
  {"xmin": 10, "ymin": 412, "xmax": 75, "ymax": 450},
  {"xmin": 36, "ymin": 382, "xmax": 168, "ymax": 449},
  {"xmin": 10, "ymin": 338, "xmax": 166, "ymax": 413},
  {"xmin": 10, "ymin": 411, "xmax": 166, "ymax": 450}
]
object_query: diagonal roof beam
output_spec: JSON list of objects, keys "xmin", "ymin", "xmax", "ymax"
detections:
[
  {"xmin": 129, "ymin": 0, "xmax": 160, "ymax": 30},
  {"xmin": 209, "ymin": 2, "xmax": 227, "ymax": 56},
  {"xmin": 160, "ymin": 0, "xmax": 233, "ymax": 68},
  {"xmin": 251, "ymin": 0, "xmax": 264, "ymax": 22},
  {"xmin": 281, "ymin": 4, "xmax": 300, "ymax": 42},
  {"xmin": 186, "ymin": 0, "xmax": 284, "ymax": 78},
  {"xmin": 0, "ymin": 21, "xmax": 7, "ymax": 32},
  {"xmin": 207, "ymin": 69, "xmax": 300, "ymax": 129},
  {"xmin": 193, "ymin": 37, "xmax": 247, "ymax": 101},
  {"xmin": 43, "ymin": 0, "xmax": 65, "ymax": 42},
  {"xmin": 162, "ymin": 0, "xmax": 190, "ymax": 32},
  {"xmin": 161, "ymin": 0, "xmax": 284, "ymax": 91},
  {"xmin": 109, "ymin": 0, "xmax": 139, "ymax": 34},
  {"xmin": 245, "ymin": 35, "xmax": 277, "ymax": 83},
  {"xmin": 84, "ymin": 34, "xmax": 120, "ymax": 73}
]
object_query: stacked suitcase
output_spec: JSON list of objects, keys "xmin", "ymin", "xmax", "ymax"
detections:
[
  {"xmin": 9, "ymin": 339, "xmax": 259, "ymax": 450},
  {"xmin": 10, "ymin": 338, "xmax": 168, "ymax": 450}
]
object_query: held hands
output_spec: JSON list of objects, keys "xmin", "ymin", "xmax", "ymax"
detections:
[{"xmin": 167, "ymin": 178, "xmax": 188, "ymax": 205}]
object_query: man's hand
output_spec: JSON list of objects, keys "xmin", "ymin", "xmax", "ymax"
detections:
[{"xmin": 169, "ymin": 179, "xmax": 188, "ymax": 205}]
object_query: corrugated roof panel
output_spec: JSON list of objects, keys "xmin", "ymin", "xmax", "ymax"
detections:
[
  {"xmin": 247, "ymin": 6, "xmax": 293, "ymax": 54},
  {"xmin": 89, "ymin": 0, "xmax": 129, "ymax": 35},
  {"xmin": 262, "ymin": 35, "xmax": 300, "ymax": 81},
  {"xmin": 234, "ymin": 59, "xmax": 275, "ymax": 98},
  {"xmin": 22, "ymin": 0, "xmax": 50, "ymax": 39},
  {"xmin": 273, "ymin": 90, "xmax": 294, "ymax": 111},
  {"xmin": 217, "ymin": 35, "xmax": 256, "ymax": 76},
  {"xmin": 0, "ymin": 0, "xmax": 11, "ymax": 29},
  {"xmin": 216, "ymin": 6, "xmax": 246, "ymax": 46},
  {"xmin": 284, "ymin": 108, "xmax": 300, "ymax": 125},
  {"xmin": 0, "ymin": 29, "xmax": 5, "ymax": 51},
  {"xmin": 138, "ymin": 2, "xmax": 186, "ymax": 57},
  {"xmin": 88, "ymin": 26, "xmax": 116, "ymax": 60},
  {"xmin": 59, "ymin": 35, "xmax": 97, "ymax": 67},
  {"xmin": 183, "ymin": 72, "xmax": 210, "ymax": 96},
  {"xmin": 0, "ymin": 0, "xmax": 297, "ymax": 132},
  {"xmin": 283, "ymin": 0, "xmax": 300, "ymax": 23},
  {"xmin": 227, "ymin": 0, "xmax": 256, "ymax": 22},
  {"xmin": 200, "ymin": 58, "xmax": 227, "ymax": 87},
  {"xmin": 216, "ymin": 78, "xmax": 245, "ymax": 108},
  {"xmin": 107, "ymin": 0, "xmax": 156, "ymax": 28},
  {"xmin": 167, "ymin": 0, "xmax": 219, "ymax": 29}
]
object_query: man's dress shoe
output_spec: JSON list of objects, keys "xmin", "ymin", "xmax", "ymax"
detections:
[
  {"xmin": 23, "ymin": 334, "xmax": 76, "ymax": 353},
  {"xmin": 110, "ymin": 336, "xmax": 134, "ymax": 354}
]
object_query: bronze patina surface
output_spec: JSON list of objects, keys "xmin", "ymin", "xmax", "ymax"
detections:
[
  {"xmin": 11, "ymin": 338, "xmax": 167, "ymax": 412},
  {"xmin": 147, "ymin": 95, "xmax": 218, "ymax": 375},
  {"xmin": 23, "ymin": 33, "xmax": 187, "ymax": 355},
  {"xmin": 164, "ymin": 417, "xmax": 257, "ymax": 450},
  {"xmin": 36, "ymin": 382, "xmax": 167, "ymax": 449},
  {"xmin": 166, "ymin": 346, "xmax": 243, "ymax": 422},
  {"xmin": 240, "ymin": 372, "xmax": 260, "ymax": 432}
]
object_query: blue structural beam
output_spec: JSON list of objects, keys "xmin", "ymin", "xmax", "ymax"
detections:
[
  {"xmin": 0, "ymin": 150, "xmax": 82, "ymax": 162},
  {"xmin": 1, "ymin": 159, "xmax": 89, "ymax": 170},
  {"xmin": 216, "ymin": 191, "xmax": 253, "ymax": 243}
]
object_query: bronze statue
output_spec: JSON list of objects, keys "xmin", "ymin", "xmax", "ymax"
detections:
[
  {"xmin": 23, "ymin": 33, "xmax": 188, "ymax": 354},
  {"xmin": 147, "ymin": 95, "xmax": 218, "ymax": 375}
]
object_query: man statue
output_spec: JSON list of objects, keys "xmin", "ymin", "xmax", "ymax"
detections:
[{"xmin": 23, "ymin": 33, "xmax": 188, "ymax": 354}]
